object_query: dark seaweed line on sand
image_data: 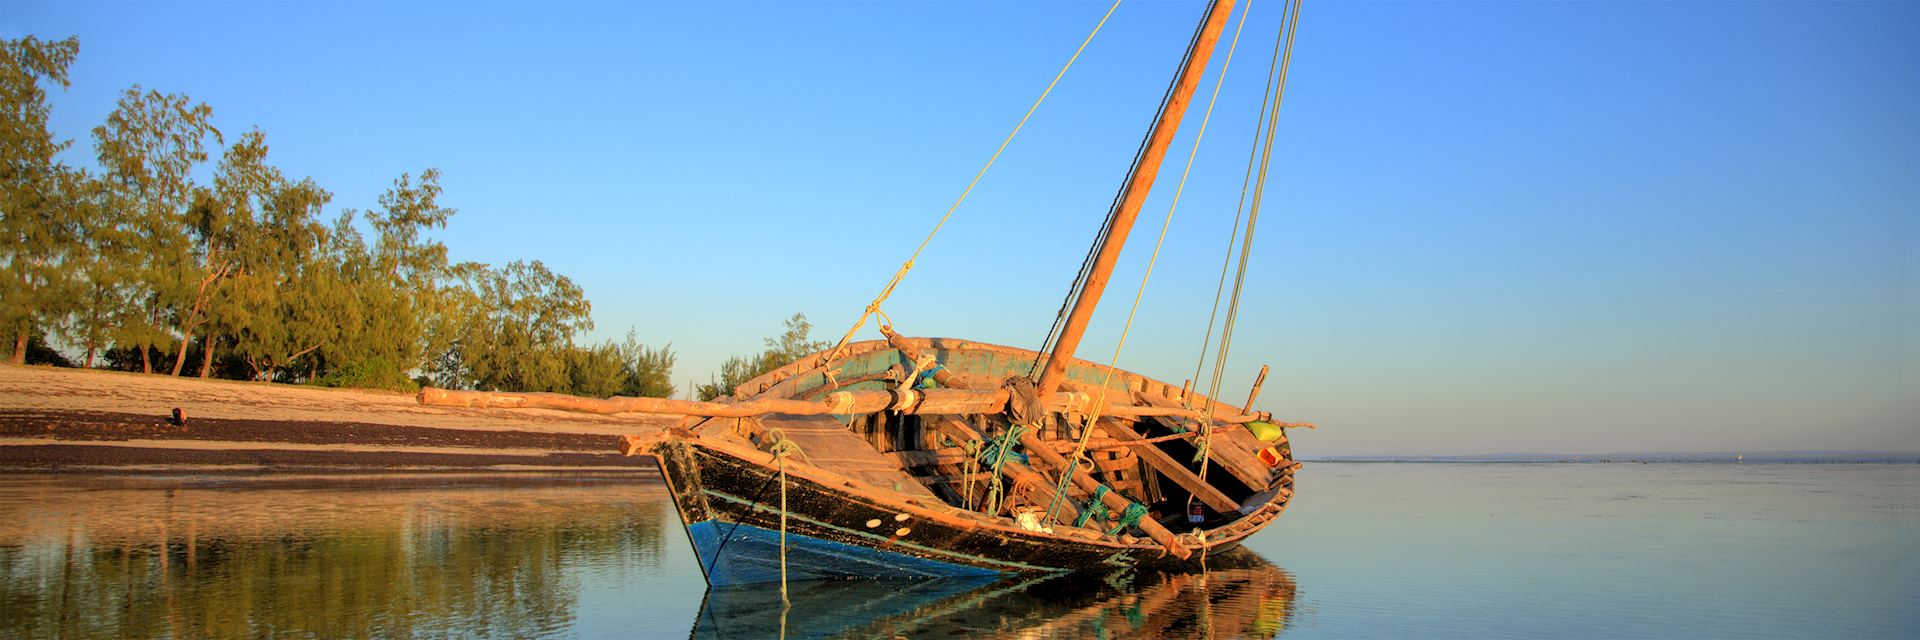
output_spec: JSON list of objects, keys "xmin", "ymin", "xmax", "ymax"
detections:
[
  {"xmin": 0, "ymin": 443, "xmax": 656, "ymax": 470},
  {"xmin": 0, "ymin": 409, "xmax": 625, "ymax": 451}
]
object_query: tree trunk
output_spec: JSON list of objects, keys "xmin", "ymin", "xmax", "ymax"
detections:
[
  {"xmin": 170, "ymin": 331, "xmax": 193, "ymax": 376},
  {"xmin": 10, "ymin": 329, "xmax": 26, "ymax": 365},
  {"xmin": 172, "ymin": 265, "xmax": 223, "ymax": 377},
  {"xmin": 142, "ymin": 301, "xmax": 157, "ymax": 374},
  {"xmin": 85, "ymin": 340, "xmax": 96, "ymax": 369},
  {"xmin": 198, "ymin": 334, "xmax": 216, "ymax": 378}
]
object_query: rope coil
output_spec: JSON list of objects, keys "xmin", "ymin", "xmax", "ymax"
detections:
[{"xmin": 763, "ymin": 428, "xmax": 810, "ymax": 464}]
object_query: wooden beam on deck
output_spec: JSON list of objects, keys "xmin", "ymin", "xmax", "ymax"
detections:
[
  {"xmin": 925, "ymin": 416, "xmax": 1082, "ymax": 524},
  {"xmin": 1100, "ymin": 421, "xmax": 1240, "ymax": 514}
]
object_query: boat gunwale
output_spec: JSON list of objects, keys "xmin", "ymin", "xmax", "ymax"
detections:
[{"xmin": 734, "ymin": 336, "xmax": 1259, "ymax": 418}]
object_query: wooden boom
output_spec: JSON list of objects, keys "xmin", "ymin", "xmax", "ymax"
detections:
[{"xmin": 416, "ymin": 385, "xmax": 1280, "ymax": 424}]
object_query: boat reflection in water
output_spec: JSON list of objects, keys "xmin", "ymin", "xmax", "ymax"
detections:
[{"xmin": 693, "ymin": 548, "xmax": 1298, "ymax": 639}]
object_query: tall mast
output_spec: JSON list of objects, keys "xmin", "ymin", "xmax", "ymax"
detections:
[{"xmin": 1033, "ymin": 0, "xmax": 1240, "ymax": 397}]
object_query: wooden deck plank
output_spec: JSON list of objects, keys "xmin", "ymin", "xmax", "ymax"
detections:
[{"xmin": 757, "ymin": 414, "xmax": 941, "ymax": 500}]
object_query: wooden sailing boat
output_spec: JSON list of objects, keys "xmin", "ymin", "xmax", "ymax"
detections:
[{"xmin": 419, "ymin": 0, "xmax": 1311, "ymax": 586}]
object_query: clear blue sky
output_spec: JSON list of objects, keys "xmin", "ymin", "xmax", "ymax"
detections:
[{"xmin": 6, "ymin": 0, "xmax": 1914, "ymax": 455}]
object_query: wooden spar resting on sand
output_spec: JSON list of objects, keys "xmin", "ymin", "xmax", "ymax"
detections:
[{"xmin": 417, "ymin": 0, "xmax": 1317, "ymax": 586}]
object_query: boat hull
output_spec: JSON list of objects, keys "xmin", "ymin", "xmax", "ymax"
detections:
[
  {"xmin": 641, "ymin": 335, "xmax": 1299, "ymax": 586},
  {"xmin": 654, "ymin": 437, "xmax": 1159, "ymax": 585}
]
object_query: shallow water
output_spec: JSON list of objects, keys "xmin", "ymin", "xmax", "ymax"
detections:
[{"xmin": 0, "ymin": 464, "xmax": 1911, "ymax": 638}]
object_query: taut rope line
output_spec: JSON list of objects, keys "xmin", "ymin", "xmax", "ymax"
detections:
[
  {"xmin": 1042, "ymin": 0, "xmax": 1260, "ymax": 528},
  {"xmin": 1198, "ymin": 0, "xmax": 1303, "ymax": 522},
  {"xmin": 823, "ymin": 0, "xmax": 1128, "ymax": 364}
]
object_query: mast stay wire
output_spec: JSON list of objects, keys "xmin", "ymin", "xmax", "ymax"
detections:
[
  {"xmin": 1189, "ymin": 1, "xmax": 1287, "ymax": 395},
  {"xmin": 1031, "ymin": 0, "xmax": 1223, "ymax": 374},
  {"xmin": 1200, "ymin": 0, "xmax": 1303, "ymax": 471},
  {"xmin": 823, "ymin": 0, "xmax": 1127, "ymax": 363},
  {"xmin": 1044, "ymin": 0, "xmax": 1262, "ymax": 526}
]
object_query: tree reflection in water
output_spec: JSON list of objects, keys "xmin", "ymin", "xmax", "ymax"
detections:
[{"xmin": 0, "ymin": 473, "xmax": 666, "ymax": 638}]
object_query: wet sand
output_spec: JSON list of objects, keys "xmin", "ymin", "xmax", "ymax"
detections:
[{"xmin": 0, "ymin": 365, "xmax": 671, "ymax": 471}]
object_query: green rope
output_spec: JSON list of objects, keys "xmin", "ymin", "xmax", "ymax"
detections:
[
  {"xmin": 982, "ymin": 424, "xmax": 1027, "ymax": 515},
  {"xmin": 1109, "ymin": 502, "xmax": 1150, "ymax": 536},
  {"xmin": 979, "ymin": 425, "xmax": 1028, "ymax": 466},
  {"xmin": 956, "ymin": 438, "xmax": 983, "ymax": 509},
  {"xmin": 1043, "ymin": 454, "xmax": 1085, "ymax": 525},
  {"xmin": 1073, "ymin": 485, "xmax": 1111, "ymax": 528}
]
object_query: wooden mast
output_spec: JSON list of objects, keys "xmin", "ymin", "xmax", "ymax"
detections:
[{"xmin": 1033, "ymin": 0, "xmax": 1241, "ymax": 398}]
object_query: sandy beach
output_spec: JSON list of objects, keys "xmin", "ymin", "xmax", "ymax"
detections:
[{"xmin": 0, "ymin": 365, "xmax": 672, "ymax": 471}]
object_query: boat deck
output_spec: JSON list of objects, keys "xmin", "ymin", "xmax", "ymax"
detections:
[{"xmin": 757, "ymin": 414, "xmax": 941, "ymax": 501}]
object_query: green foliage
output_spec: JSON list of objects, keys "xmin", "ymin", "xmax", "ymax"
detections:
[
  {"xmin": 441, "ymin": 260, "xmax": 592, "ymax": 393},
  {"xmin": 173, "ymin": 128, "xmax": 278, "ymax": 376},
  {"xmin": 554, "ymin": 331, "xmax": 681, "ymax": 399},
  {"xmin": 564, "ymin": 343, "xmax": 626, "ymax": 399},
  {"xmin": 2, "ymin": 36, "xmax": 679, "ymax": 397},
  {"xmin": 90, "ymin": 84, "xmax": 220, "ymax": 372},
  {"xmin": 619, "ymin": 332, "xmax": 676, "ymax": 398},
  {"xmin": 695, "ymin": 313, "xmax": 826, "ymax": 401},
  {"xmin": 312, "ymin": 358, "xmax": 419, "ymax": 392},
  {"xmin": 1, "ymin": 36, "xmax": 84, "ymax": 364},
  {"xmin": 224, "ymin": 178, "xmax": 331, "ymax": 381}
]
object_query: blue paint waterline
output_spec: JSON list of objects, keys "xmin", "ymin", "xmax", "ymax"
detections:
[{"xmin": 701, "ymin": 488, "xmax": 1056, "ymax": 574}]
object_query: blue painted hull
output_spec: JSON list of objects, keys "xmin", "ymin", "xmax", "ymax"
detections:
[
  {"xmin": 687, "ymin": 520, "xmax": 1004, "ymax": 586},
  {"xmin": 650, "ymin": 437, "xmax": 1141, "ymax": 586}
]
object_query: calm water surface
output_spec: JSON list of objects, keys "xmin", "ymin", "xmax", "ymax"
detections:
[{"xmin": 0, "ymin": 464, "xmax": 1912, "ymax": 638}]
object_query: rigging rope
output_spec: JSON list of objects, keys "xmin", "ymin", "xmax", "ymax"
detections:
[
  {"xmin": 1042, "ymin": 0, "xmax": 1259, "ymax": 528},
  {"xmin": 981, "ymin": 423, "xmax": 1028, "ymax": 516},
  {"xmin": 822, "ymin": 0, "xmax": 1127, "ymax": 364},
  {"xmin": 1191, "ymin": 0, "xmax": 1293, "ymax": 393},
  {"xmin": 764, "ymin": 428, "xmax": 806, "ymax": 608},
  {"xmin": 1032, "ymin": 0, "xmax": 1221, "ymax": 374},
  {"xmin": 1197, "ymin": 0, "xmax": 1303, "ymax": 497}
]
